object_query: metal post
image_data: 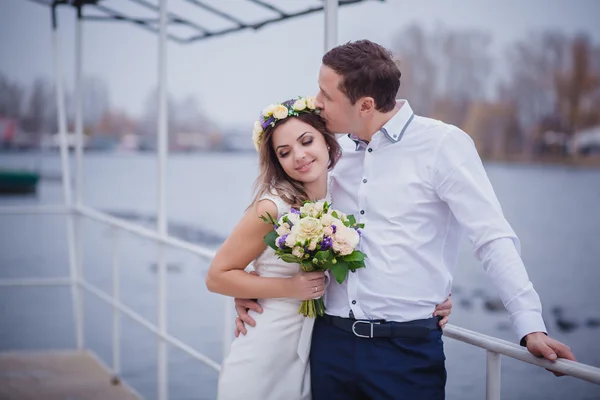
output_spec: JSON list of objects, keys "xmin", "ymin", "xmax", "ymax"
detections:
[
  {"xmin": 324, "ymin": 0, "xmax": 338, "ymax": 53},
  {"xmin": 52, "ymin": 1, "xmax": 84, "ymax": 351},
  {"xmin": 73, "ymin": 2, "xmax": 86, "ymax": 351},
  {"xmin": 157, "ymin": 0, "xmax": 169, "ymax": 398},
  {"xmin": 112, "ymin": 229, "xmax": 121, "ymax": 378},
  {"xmin": 486, "ymin": 350, "xmax": 501, "ymax": 400}
]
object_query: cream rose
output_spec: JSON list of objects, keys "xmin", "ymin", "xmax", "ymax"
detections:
[
  {"xmin": 334, "ymin": 226, "xmax": 360, "ymax": 248},
  {"xmin": 305, "ymin": 96, "xmax": 316, "ymax": 110},
  {"xmin": 285, "ymin": 232, "xmax": 297, "ymax": 248},
  {"xmin": 262, "ymin": 104, "xmax": 276, "ymax": 117},
  {"xmin": 292, "ymin": 246, "xmax": 304, "ymax": 258},
  {"xmin": 252, "ymin": 121, "xmax": 263, "ymax": 151},
  {"xmin": 276, "ymin": 222, "xmax": 291, "ymax": 236},
  {"xmin": 292, "ymin": 98, "xmax": 307, "ymax": 111},
  {"xmin": 294, "ymin": 217, "xmax": 324, "ymax": 244},
  {"xmin": 320, "ymin": 213, "xmax": 343, "ymax": 227},
  {"xmin": 323, "ymin": 226, "xmax": 334, "ymax": 236},
  {"xmin": 300, "ymin": 203, "xmax": 320, "ymax": 218},
  {"xmin": 332, "ymin": 240, "xmax": 354, "ymax": 256},
  {"xmin": 272, "ymin": 104, "xmax": 288, "ymax": 120}
]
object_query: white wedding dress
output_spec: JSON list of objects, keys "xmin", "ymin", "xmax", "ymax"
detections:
[{"xmin": 217, "ymin": 192, "xmax": 325, "ymax": 400}]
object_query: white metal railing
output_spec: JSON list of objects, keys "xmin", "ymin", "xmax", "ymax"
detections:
[{"xmin": 2, "ymin": 205, "xmax": 600, "ymax": 400}]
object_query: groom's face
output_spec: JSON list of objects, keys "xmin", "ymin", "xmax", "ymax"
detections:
[{"xmin": 316, "ymin": 65, "xmax": 360, "ymax": 135}]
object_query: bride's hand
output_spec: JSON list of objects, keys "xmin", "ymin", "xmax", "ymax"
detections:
[{"xmin": 288, "ymin": 271, "xmax": 326, "ymax": 300}]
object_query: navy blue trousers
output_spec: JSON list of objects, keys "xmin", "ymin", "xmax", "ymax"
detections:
[{"xmin": 310, "ymin": 317, "xmax": 446, "ymax": 400}]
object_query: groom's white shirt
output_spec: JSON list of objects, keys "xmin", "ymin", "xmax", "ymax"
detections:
[{"xmin": 326, "ymin": 100, "xmax": 547, "ymax": 341}]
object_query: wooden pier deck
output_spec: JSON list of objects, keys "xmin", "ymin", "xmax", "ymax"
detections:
[{"xmin": 0, "ymin": 350, "xmax": 140, "ymax": 400}]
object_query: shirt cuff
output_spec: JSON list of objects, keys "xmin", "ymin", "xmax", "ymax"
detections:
[{"xmin": 512, "ymin": 310, "xmax": 547, "ymax": 346}]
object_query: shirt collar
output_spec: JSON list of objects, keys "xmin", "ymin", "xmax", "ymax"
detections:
[{"xmin": 347, "ymin": 99, "xmax": 415, "ymax": 150}]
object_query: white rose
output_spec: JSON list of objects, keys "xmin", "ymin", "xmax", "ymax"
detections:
[
  {"xmin": 334, "ymin": 226, "xmax": 360, "ymax": 248},
  {"xmin": 295, "ymin": 217, "xmax": 324, "ymax": 244},
  {"xmin": 323, "ymin": 226, "xmax": 333, "ymax": 236},
  {"xmin": 305, "ymin": 96, "xmax": 316, "ymax": 110},
  {"xmin": 314, "ymin": 201, "xmax": 325, "ymax": 213},
  {"xmin": 292, "ymin": 98, "xmax": 307, "ymax": 111},
  {"xmin": 276, "ymin": 222, "xmax": 290, "ymax": 236},
  {"xmin": 262, "ymin": 104, "xmax": 276, "ymax": 117},
  {"xmin": 285, "ymin": 212, "xmax": 300, "ymax": 226},
  {"xmin": 300, "ymin": 203, "xmax": 319, "ymax": 218},
  {"xmin": 272, "ymin": 104, "xmax": 288, "ymax": 120},
  {"xmin": 320, "ymin": 213, "xmax": 343, "ymax": 227},
  {"xmin": 308, "ymin": 239, "xmax": 317, "ymax": 251},
  {"xmin": 292, "ymin": 246, "xmax": 304, "ymax": 258},
  {"xmin": 252, "ymin": 121, "xmax": 263, "ymax": 151},
  {"xmin": 285, "ymin": 232, "xmax": 297, "ymax": 247},
  {"xmin": 332, "ymin": 240, "xmax": 354, "ymax": 256}
]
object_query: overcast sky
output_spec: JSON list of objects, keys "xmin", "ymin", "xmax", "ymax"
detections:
[{"xmin": 1, "ymin": 0, "xmax": 599, "ymax": 131}]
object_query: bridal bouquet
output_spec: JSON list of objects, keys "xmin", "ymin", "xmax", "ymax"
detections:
[{"xmin": 261, "ymin": 200, "xmax": 367, "ymax": 317}]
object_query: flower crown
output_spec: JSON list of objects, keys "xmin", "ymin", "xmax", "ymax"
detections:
[{"xmin": 252, "ymin": 95, "xmax": 318, "ymax": 151}]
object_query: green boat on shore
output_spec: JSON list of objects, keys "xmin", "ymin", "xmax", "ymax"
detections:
[{"xmin": 0, "ymin": 169, "xmax": 40, "ymax": 195}]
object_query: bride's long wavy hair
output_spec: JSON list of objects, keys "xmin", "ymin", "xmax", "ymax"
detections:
[{"xmin": 251, "ymin": 112, "xmax": 342, "ymax": 209}]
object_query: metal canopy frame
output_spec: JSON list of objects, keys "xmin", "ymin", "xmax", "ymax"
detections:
[{"xmin": 28, "ymin": 0, "xmax": 381, "ymax": 44}]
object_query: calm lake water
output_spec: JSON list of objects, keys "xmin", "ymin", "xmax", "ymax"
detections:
[{"xmin": 1, "ymin": 152, "xmax": 599, "ymax": 400}]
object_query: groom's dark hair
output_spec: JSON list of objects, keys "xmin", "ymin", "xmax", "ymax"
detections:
[{"xmin": 322, "ymin": 39, "xmax": 400, "ymax": 113}]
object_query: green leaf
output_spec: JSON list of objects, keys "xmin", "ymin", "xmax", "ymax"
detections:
[
  {"xmin": 330, "ymin": 261, "xmax": 349, "ymax": 284},
  {"xmin": 280, "ymin": 253, "xmax": 300, "ymax": 264},
  {"xmin": 346, "ymin": 214, "xmax": 356, "ymax": 227},
  {"xmin": 264, "ymin": 231, "xmax": 279, "ymax": 250},
  {"xmin": 348, "ymin": 260, "xmax": 366, "ymax": 271},
  {"xmin": 341, "ymin": 251, "xmax": 366, "ymax": 263},
  {"xmin": 331, "ymin": 211, "xmax": 339, "ymax": 219},
  {"xmin": 315, "ymin": 250, "xmax": 331, "ymax": 261}
]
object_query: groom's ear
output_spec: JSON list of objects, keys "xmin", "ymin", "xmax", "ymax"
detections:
[{"xmin": 359, "ymin": 97, "xmax": 375, "ymax": 114}]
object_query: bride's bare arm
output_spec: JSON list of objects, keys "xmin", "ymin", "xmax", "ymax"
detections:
[{"xmin": 205, "ymin": 199, "xmax": 325, "ymax": 300}]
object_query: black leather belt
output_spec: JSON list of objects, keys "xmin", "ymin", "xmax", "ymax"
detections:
[{"xmin": 322, "ymin": 314, "xmax": 440, "ymax": 339}]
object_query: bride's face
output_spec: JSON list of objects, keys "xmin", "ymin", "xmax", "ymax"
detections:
[{"xmin": 271, "ymin": 118, "xmax": 329, "ymax": 185}]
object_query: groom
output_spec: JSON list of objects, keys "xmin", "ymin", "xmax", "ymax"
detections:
[{"xmin": 236, "ymin": 40, "xmax": 576, "ymax": 399}]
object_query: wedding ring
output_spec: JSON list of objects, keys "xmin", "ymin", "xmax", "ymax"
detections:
[{"xmin": 314, "ymin": 286, "xmax": 318, "ymax": 293}]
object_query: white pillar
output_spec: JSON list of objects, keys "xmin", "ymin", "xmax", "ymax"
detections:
[
  {"xmin": 324, "ymin": 0, "xmax": 338, "ymax": 53},
  {"xmin": 486, "ymin": 350, "xmax": 501, "ymax": 400},
  {"xmin": 52, "ymin": 3, "xmax": 84, "ymax": 351},
  {"xmin": 157, "ymin": 0, "xmax": 169, "ymax": 399}
]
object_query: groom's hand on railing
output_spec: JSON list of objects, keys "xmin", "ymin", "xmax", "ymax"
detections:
[{"xmin": 524, "ymin": 332, "xmax": 577, "ymax": 376}]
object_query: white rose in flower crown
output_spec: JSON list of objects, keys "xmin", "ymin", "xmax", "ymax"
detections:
[
  {"xmin": 305, "ymin": 96, "xmax": 316, "ymax": 110},
  {"xmin": 294, "ymin": 217, "xmax": 324, "ymax": 244},
  {"xmin": 262, "ymin": 104, "xmax": 276, "ymax": 117},
  {"xmin": 293, "ymin": 98, "xmax": 307, "ymax": 111},
  {"xmin": 334, "ymin": 226, "xmax": 360, "ymax": 248},
  {"xmin": 292, "ymin": 246, "xmax": 304, "ymax": 258},
  {"xmin": 273, "ymin": 104, "xmax": 289, "ymax": 120},
  {"xmin": 276, "ymin": 222, "xmax": 291, "ymax": 236}
]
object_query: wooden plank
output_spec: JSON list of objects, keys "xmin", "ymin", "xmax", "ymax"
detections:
[{"xmin": 0, "ymin": 350, "xmax": 140, "ymax": 400}]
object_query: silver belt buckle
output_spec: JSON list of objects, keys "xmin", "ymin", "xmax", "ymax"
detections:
[{"xmin": 351, "ymin": 320, "xmax": 380, "ymax": 338}]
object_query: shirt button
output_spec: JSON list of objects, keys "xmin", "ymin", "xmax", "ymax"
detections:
[
  {"xmin": 368, "ymin": 148, "xmax": 373, "ymax": 153},
  {"xmin": 360, "ymin": 210, "xmax": 365, "ymax": 215},
  {"xmin": 352, "ymin": 300, "xmax": 357, "ymax": 305},
  {"xmin": 362, "ymin": 179, "xmax": 367, "ymax": 183}
]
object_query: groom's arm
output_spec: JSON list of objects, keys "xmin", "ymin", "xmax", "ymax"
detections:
[{"xmin": 431, "ymin": 126, "xmax": 575, "ymax": 369}]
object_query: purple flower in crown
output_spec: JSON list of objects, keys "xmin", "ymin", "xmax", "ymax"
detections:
[
  {"xmin": 277, "ymin": 234, "xmax": 289, "ymax": 249},
  {"xmin": 261, "ymin": 116, "xmax": 276, "ymax": 130},
  {"xmin": 321, "ymin": 236, "xmax": 333, "ymax": 251}
]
